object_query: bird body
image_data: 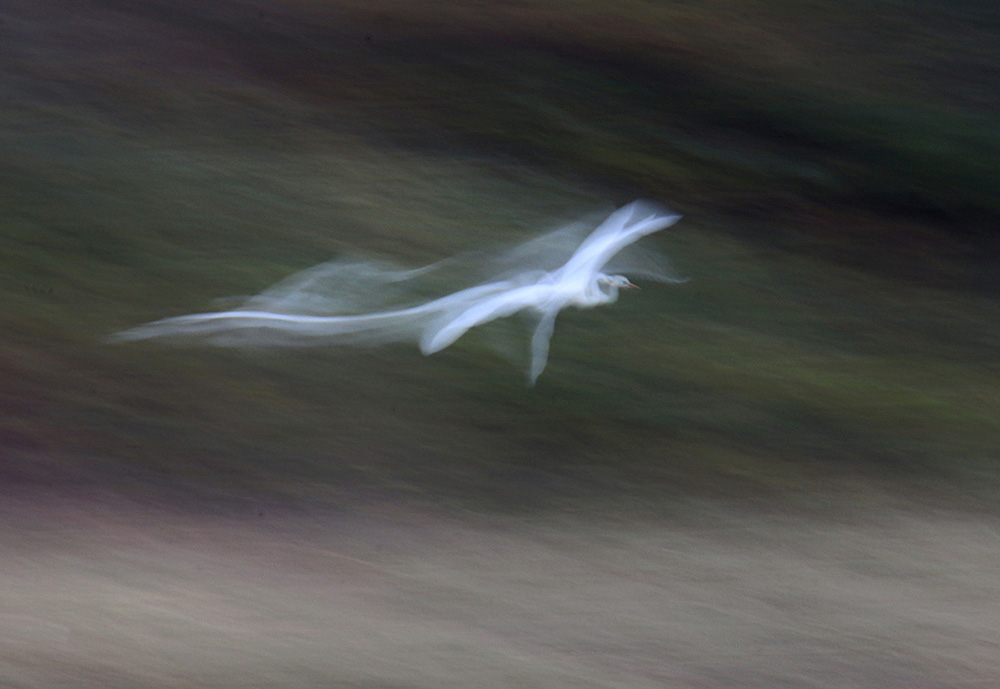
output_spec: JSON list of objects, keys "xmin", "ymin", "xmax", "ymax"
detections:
[{"xmin": 115, "ymin": 200, "xmax": 682, "ymax": 383}]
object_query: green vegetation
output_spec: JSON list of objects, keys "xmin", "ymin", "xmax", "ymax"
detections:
[{"xmin": 2, "ymin": 0, "xmax": 998, "ymax": 509}]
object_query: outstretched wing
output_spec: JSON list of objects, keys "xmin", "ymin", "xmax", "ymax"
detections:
[
  {"xmin": 553, "ymin": 200, "xmax": 681, "ymax": 283},
  {"xmin": 110, "ymin": 307, "xmax": 431, "ymax": 347},
  {"xmin": 240, "ymin": 256, "xmax": 453, "ymax": 315},
  {"xmin": 528, "ymin": 308, "xmax": 559, "ymax": 385},
  {"xmin": 113, "ymin": 255, "xmax": 464, "ymax": 346},
  {"xmin": 113, "ymin": 274, "xmax": 543, "ymax": 349},
  {"xmin": 419, "ymin": 275, "xmax": 549, "ymax": 354},
  {"xmin": 484, "ymin": 210, "xmax": 611, "ymax": 277}
]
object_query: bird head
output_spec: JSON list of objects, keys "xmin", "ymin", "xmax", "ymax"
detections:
[{"xmin": 598, "ymin": 274, "xmax": 639, "ymax": 291}]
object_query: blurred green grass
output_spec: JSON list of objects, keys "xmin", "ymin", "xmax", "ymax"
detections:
[{"xmin": 1, "ymin": 0, "xmax": 998, "ymax": 508}]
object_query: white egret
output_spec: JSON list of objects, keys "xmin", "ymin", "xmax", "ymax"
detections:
[{"xmin": 115, "ymin": 200, "xmax": 683, "ymax": 383}]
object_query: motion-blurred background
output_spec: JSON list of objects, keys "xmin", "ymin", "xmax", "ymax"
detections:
[{"xmin": 2, "ymin": 2, "xmax": 998, "ymax": 687}]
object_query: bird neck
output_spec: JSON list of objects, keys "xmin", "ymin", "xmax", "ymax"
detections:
[{"xmin": 591, "ymin": 279, "xmax": 619, "ymax": 304}]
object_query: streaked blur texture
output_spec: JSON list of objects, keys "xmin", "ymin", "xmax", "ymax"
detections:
[
  {"xmin": 2, "ymin": 1, "xmax": 998, "ymax": 687},
  {"xmin": 111, "ymin": 201, "xmax": 683, "ymax": 385}
]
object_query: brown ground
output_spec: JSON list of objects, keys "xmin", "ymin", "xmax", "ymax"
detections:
[{"xmin": 2, "ymin": 486, "xmax": 997, "ymax": 688}]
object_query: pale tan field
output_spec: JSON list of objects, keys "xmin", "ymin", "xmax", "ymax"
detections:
[{"xmin": 3, "ymin": 488, "xmax": 997, "ymax": 688}]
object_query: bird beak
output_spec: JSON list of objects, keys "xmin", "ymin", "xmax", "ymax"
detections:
[{"xmin": 627, "ymin": 281, "xmax": 639, "ymax": 289}]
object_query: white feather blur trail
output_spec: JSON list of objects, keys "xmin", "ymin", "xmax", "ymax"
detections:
[{"xmin": 114, "ymin": 200, "xmax": 684, "ymax": 383}]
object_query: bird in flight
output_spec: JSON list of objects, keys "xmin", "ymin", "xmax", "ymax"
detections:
[{"xmin": 115, "ymin": 200, "xmax": 683, "ymax": 383}]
